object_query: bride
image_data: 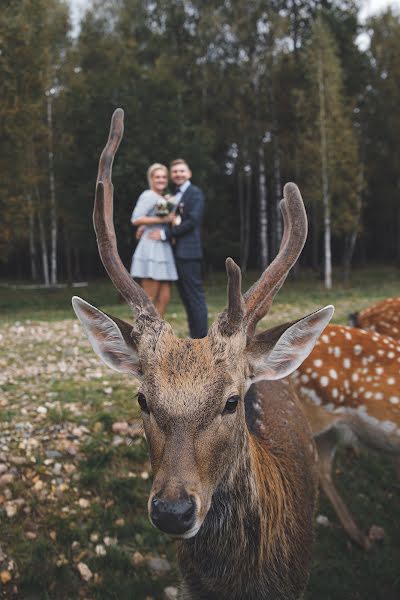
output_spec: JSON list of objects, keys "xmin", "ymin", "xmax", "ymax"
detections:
[{"xmin": 130, "ymin": 163, "xmax": 177, "ymax": 317}]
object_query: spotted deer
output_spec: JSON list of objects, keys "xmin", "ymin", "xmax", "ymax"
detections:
[
  {"xmin": 291, "ymin": 324, "xmax": 400, "ymax": 549},
  {"xmin": 72, "ymin": 109, "xmax": 334, "ymax": 599},
  {"xmin": 349, "ymin": 297, "xmax": 400, "ymax": 340}
]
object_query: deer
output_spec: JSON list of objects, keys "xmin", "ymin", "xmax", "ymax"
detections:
[
  {"xmin": 349, "ymin": 297, "xmax": 400, "ymax": 340},
  {"xmin": 291, "ymin": 324, "xmax": 400, "ymax": 549},
  {"xmin": 71, "ymin": 109, "xmax": 334, "ymax": 599}
]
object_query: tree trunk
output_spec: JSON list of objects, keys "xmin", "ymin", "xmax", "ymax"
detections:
[
  {"xmin": 38, "ymin": 209, "xmax": 50, "ymax": 286},
  {"xmin": 47, "ymin": 93, "xmax": 58, "ymax": 285},
  {"xmin": 73, "ymin": 247, "xmax": 82, "ymax": 281},
  {"xmin": 343, "ymin": 164, "xmax": 363, "ymax": 282},
  {"xmin": 63, "ymin": 222, "xmax": 73, "ymax": 286},
  {"xmin": 311, "ymin": 198, "xmax": 320, "ymax": 272},
  {"xmin": 273, "ymin": 135, "xmax": 282, "ymax": 256},
  {"xmin": 318, "ymin": 52, "xmax": 332, "ymax": 289},
  {"xmin": 258, "ymin": 143, "xmax": 268, "ymax": 270},
  {"xmin": 27, "ymin": 192, "xmax": 38, "ymax": 281},
  {"xmin": 238, "ymin": 166, "xmax": 246, "ymax": 272},
  {"xmin": 240, "ymin": 163, "xmax": 252, "ymax": 274}
]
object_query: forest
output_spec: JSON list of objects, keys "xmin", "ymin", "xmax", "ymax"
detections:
[{"xmin": 1, "ymin": 0, "xmax": 399, "ymax": 288}]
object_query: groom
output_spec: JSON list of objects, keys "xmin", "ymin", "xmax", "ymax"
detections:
[{"xmin": 149, "ymin": 159, "xmax": 208, "ymax": 338}]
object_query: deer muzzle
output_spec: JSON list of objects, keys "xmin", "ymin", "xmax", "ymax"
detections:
[{"xmin": 150, "ymin": 492, "xmax": 197, "ymax": 536}]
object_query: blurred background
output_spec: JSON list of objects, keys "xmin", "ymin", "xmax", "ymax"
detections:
[{"xmin": 1, "ymin": 0, "xmax": 399, "ymax": 288}]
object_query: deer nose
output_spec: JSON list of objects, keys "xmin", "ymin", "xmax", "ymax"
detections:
[{"xmin": 150, "ymin": 494, "xmax": 196, "ymax": 535}]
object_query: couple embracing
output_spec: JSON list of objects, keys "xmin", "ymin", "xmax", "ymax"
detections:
[{"xmin": 130, "ymin": 159, "xmax": 208, "ymax": 339}]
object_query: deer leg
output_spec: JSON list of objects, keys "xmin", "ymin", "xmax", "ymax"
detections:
[{"xmin": 316, "ymin": 429, "xmax": 371, "ymax": 550}]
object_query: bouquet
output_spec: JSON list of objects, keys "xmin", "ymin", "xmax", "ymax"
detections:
[{"xmin": 156, "ymin": 193, "xmax": 175, "ymax": 217}]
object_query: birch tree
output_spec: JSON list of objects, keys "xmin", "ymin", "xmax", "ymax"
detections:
[{"xmin": 298, "ymin": 16, "xmax": 360, "ymax": 287}]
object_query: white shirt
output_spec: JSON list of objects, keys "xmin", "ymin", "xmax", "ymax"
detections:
[{"xmin": 175, "ymin": 179, "xmax": 191, "ymax": 203}]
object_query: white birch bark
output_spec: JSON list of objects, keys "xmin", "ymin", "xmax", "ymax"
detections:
[
  {"xmin": 38, "ymin": 209, "xmax": 50, "ymax": 287},
  {"xmin": 258, "ymin": 143, "xmax": 268, "ymax": 270},
  {"xmin": 273, "ymin": 135, "xmax": 282, "ymax": 254},
  {"xmin": 243, "ymin": 167, "xmax": 252, "ymax": 273},
  {"xmin": 47, "ymin": 93, "xmax": 57, "ymax": 285},
  {"xmin": 318, "ymin": 52, "xmax": 332, "ymax": 289},
  {"xmin": 238, "ymin": 167, "xmax": 246, "ymax": 270},
  {"xmin": 27, "ymin": 192, "xmax": 38, "ymax": 281}
]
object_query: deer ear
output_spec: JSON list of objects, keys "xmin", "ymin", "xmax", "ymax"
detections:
[
  {"xmin": 72, "ymin": 296, "xmax": 142, "ymax": 379},
  {"xmin": 246, "ymin": 305, "xmax": 334, "ymax": 383}
]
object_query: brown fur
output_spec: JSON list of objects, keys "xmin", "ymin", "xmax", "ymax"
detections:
[
  {"xmin": 356, "ymin": 297, "xmax": 400, "ymax": 340},
  {"xmin": 175, "ymin": 380, "xmax": 318, "ymax": 600}
]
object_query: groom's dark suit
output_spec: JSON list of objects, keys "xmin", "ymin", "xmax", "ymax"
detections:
[{"xmin": 165, "ymin": 183, "xmax": 208, "ymax": 338}]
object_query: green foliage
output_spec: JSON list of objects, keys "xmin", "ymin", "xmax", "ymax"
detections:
[
  {"xmin": 297, "ymin": 16, "xmax": 361, "ymax": 234},
  {"xmin": 1, "ymin": 2, "xmax": 400, "ymax": 279}
]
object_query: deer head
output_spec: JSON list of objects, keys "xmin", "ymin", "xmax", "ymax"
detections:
[
  {"xmin": 349, "ymin": 297, "xmax": 400, "ymax": 340},
  {"xmin": 72, "ymin": 109, "xmax": 333, "ymax": 538}
]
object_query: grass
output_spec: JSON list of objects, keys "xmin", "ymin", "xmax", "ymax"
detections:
[
  {"xmin": 0, "ymin": 266, "xmax": 399, "ymax": 599},
  {"xmin": 1, "ymin": 265, "xmax": 400, "ymax": 326}
]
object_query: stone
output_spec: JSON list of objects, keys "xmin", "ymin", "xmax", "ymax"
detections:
[
  {"xmin": 132, "ymin": 551, "xmax": 144, "ymax": 566},
  {"xmin": 45, "ymin": 450, "xmax": 62, "ymax": 459},
  {"xmin": 78, "ymin": 498, "xmax": 90, "ymax": 509},
  {"xmin": 0, "ymin": 474, "xmax": 14, "ymax": 487},
  {"xmin": 5, "ymin": 503, "xmax": 17, "ymax": 518},
  {"xmin": 77, "ymin": 562, "xmax": 93, "ymax": 582},
  {"xmin": 103, "ymin": 536, "xmax": 117, "ymax": 547},
  {"xmin": 0, "ymin": 570, "xmax": 12, "ymax": 584},
  {"xmin": 147, "ymin": 557, "xmax": 172, "ymax": 576},
  {"xmin": 95, "ymin": 544, "xmax": 106, "ymax": 556},
  {"xmin": 9, "ymin": 456, "xmax": 26, "ymax": 466},
  {"xmin": 112, "ymin": 436, "xmax": 124, "ymax": 447},
  {"xmin": 316, "ymin": 514, "xmax": 330, "ymax": 527},
  {"xmin": 112, "ymin": 422, "xmax": 129, "ymax": 435}
]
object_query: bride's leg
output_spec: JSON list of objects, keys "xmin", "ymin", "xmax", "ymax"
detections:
[
  {"xmin": 155, "ymin": 282, "xmax": 171, "ymax": 318},
  {"xmin": 141, "ymin": 278, "xmax": 159, "ymax": 307}
]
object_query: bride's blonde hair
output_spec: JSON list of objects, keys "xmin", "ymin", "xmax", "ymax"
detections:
[{"xmin": 147, "ymin": 163, "xmax": 168, "ymax": 185}]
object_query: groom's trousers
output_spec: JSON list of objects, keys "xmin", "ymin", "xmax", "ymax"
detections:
[{"xmin": 176, "ymin": 258, "xmax": 208, "ymax": 339}]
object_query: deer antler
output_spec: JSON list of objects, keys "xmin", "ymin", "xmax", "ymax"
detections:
[
  {"xmin": 220, "ymin": 183, "xmax": 307, "ymax": 337},
  {"xmin": 94, "ymin": 109, "xmax": 159, "ymax": 319}
]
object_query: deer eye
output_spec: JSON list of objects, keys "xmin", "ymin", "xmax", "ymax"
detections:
[
  {"xmin": 137, "ymin": 392, "xmax": 150, "ymax": 414},
  {"xmin": 223, "ymin": 395, "xmax": 240, "ymax": 415}
]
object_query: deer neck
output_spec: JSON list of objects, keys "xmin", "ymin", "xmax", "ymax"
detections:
[{"xmin": 177, "ymin": 424, "xmax": 296, "ymax": 599}]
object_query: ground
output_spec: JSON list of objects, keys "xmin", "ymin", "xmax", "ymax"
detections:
[{"xmin": 0, "ymin": 267, "xmax": 399, "ymax": 599}]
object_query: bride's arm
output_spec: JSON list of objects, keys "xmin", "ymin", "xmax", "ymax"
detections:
[
  {"xmin": 131, "ymin": 191, "xmax": 173, "ymax": 227},
  {"xmin": 131, "ymin": 214, "xmax": 171, "ymax": 226}
]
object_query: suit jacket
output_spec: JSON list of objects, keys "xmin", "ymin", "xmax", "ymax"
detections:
[{"xmin": 165, "ymin": 184, "xmax": 204, "ymax": 260}]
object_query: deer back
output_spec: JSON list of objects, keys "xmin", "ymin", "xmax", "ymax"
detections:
[
  {"xmin": 352, "ymin": 297, "xmax": 400, "ymax": 340},
  {"xmin": 292, "ymin": 324, "xmax": 400, "ymax": 452}
]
